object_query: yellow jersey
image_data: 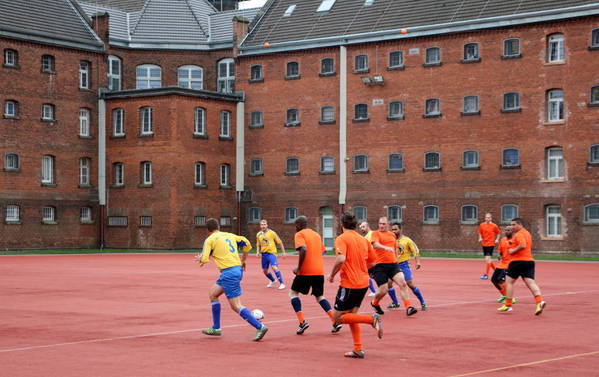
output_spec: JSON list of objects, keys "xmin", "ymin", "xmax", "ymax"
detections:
[
  {"xmin": 256, "ymin": 229, "xmax": 282, "ymax": 254},
  {"xmin": 200, "ymin": 231, "xmax": 252, "ymax": 270},
  {"xmin": 396, "ymin": 235, "xmax": 419, "ymax": 263},
  {"xmin": 364, "ymin": 230, "xmax": 373, "ymax": 242}
]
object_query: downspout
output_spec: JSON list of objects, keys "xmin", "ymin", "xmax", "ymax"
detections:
[
  {"xmin": 98, "ymin": 96, "xmax": 106, "ymax": 249},
  {"xmin": 338, "ymin": 45, "xmax": 347, "ymax": 214},
  {"xmin": 236, "ymin": 99, "xmax": 245, "ymax": 235}
]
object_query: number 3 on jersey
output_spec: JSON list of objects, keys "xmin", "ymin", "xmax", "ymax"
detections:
[{"xmin": 225, "ymin": 238, "xmax": 236, "ymax": 253}]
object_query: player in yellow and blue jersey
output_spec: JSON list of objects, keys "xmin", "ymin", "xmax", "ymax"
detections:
[
  {"xmin": 389, "ymin": 222, "xmax": 426, "ymax": 310},
  {"xmin": 256, "ymin": 219, "xmax": 286, "ymax": 289},
  {"xmin": 196, "ymin": 218, "xmax": 268, "ymax": 341}
]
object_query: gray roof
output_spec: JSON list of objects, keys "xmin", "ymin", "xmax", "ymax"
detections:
[
  {"xmin": 241, "ymin": 0, "xmax": 599, "ymax": 52},
  {"xmin": 209, "ymin": 7, "xmax": 261, "ymax": 43},
  {"xmin": 82, "ymin": 0, "xmax": 146, "ymax": 12},
  {"xmin": 0, "ymin": 0, "xmax": 104, "ymax": 51}
]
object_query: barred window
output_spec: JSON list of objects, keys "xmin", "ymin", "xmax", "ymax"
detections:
[
  {"xmin": 321, "ymin": 58, "xmax": 334, "ymax": 74},
  {"xmin": 353, "ymin": 155, "xmax": 368, "ymax": 172},
  {"xmin": 462, "ymin": 150, "xmax": 479, "ymax": 168},
  {"xmin": 320, "ymin": 156, "xmax": 334, "ymax": 173},
  {"xmin": 584, "ymin": 204, "xmax": 599, "ymax": 224},
  {"xmin": 501, "ymin": 205, "xmax": 518, "ymax": 224},
  {"xmin": 140, "ymin": 216, "xmax": 152, "ymax": 226},
  {"xmin": 108, "ymin": 216, "xmax": 128, "ymax": 226},
  {"xmin": 503, "ymin": 38, "xmax": 520, "ymax": 57},
  {"xmin": 321, "ymin": 106, "xmax": 335, "ymax": 122},
  {"xmin": 353, "ymin": 206, "xmax": 367, "ymax": 222},
  {"xmin": 424, "ymin": 152, "xmax": 440, "ymax": 170},
  {"xmin": 6, "ymin": 204, "xmax": 20, "ymax": 222},
  {"xmin": 355, "ymin": 54, "xmax": 368, "ymax": 71},
  {"xmin": 250, "ymin": 65, "xmax": 263, "ymax": 81},
  {"xmin": 388, "ymin": 205, "xmax": 402, "ymax": 223},
  {"xmin": 248, "ymin": 207, "xmax": 262, "ymax": 223},
  {"xmin": 388, "ymin": 153, "xmax": 403, "ymax": 171},
  {"xmin": 80, "ymin": 207, "xmax": 92, "ymax": 223},
  {"xmin": 250, "ymin": 111, "xmax": 263, "ymax": 127},
  {"xmin": 286, "ymin": 157, "xmax": 299, "ymax": 174},
  {"xmin": 463, "ymin": 96, "xmax": 479, "ymax": 114},
  {"xmin": 195, "ymin": 216, "xmax": 206, "ymax": 226},
  {"xmin": 285, "ymin": 207, "xmax": 298, "ymax": 223},
  {"xmin": 461, "ymin": 205, "xmax": 478, "ymax": 223},
  {"xmin": 220, "ymin": 216, "xmax": 231, "ymax": 227},
  {"xmin": 389, "ymin": 51, "xmax": 403, "ymax": 68},
  {"xmin": 388, "ymin": 101, "xmax": 403, "ymax": 119},
  {"xmin": 425, "ymin": 47, "xmax": 440, "ymax": 64},
  {"xmin": 286, "ymin": 61, "xmax": 299, "ymax": 78},
  {"xmin": 463, "ymin": 43, "xmax": 479, "ymax": 61},
  {"xmin": 423, "ymin": 205, "xmax": 439, "ymax": 224},
  {"xmin": 354, "ymin": 103, "xmax": 368, "ymax": 120},
  {"xmin": 502, "ymin": 148, "xmax": 520, "ymax": 167},
  {"xmin": 503, "ymin": 92, "xmax": 520, "ymax": 111},
  {"xmin": 42, "ymin": 206, "xmax": 56, "ymax": 222}
]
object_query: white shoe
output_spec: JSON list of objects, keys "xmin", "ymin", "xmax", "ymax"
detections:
[
  {"xmin": 368, "ymin": 292, "xmax": 376, "ymax": 297},
  {"xmin": 266, "ymin": 281, "xmax": 274, "ymax": 288},
  {"xmin": 277, "ymin": 284, "xmax": 286, "ymax": 290}
]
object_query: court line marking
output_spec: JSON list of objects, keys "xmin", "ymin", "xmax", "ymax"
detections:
[
  {"xmin": 1, "ymin": 289, "xmax": 598, "ymax": 354},
  {"xmin": 449, "ymin": 350, "xmax": 599, "ymax": 376}
]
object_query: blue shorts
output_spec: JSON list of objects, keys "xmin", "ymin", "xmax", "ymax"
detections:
[
  {"xmin": 261, "ymin": 253, "xmax": 278, "ymax": 270},
  {"xmin": 216, "ymin": 266, "xmax": 243, "ymax": 299},
  {"xmin": 398, "ymin": 261, "xmax": 413, "ymax": 281}
]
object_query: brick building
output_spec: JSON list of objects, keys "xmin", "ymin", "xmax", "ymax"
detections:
[{"xmin": 1, "ymin": 0, "xmax": 598, "ymax": 252}]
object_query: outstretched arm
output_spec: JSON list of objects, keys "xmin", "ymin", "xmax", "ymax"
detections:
[{"xmin": 328, "ymin": 253, "xmax": 346, "ymax": 283}]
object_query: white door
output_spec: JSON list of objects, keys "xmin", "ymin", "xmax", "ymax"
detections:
[{"xmin": 322, "ymin": 215, "xmax": 334, "ymax": 251}]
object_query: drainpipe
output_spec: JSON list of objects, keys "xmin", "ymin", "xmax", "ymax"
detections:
[
  {"xmin": 338, "ymin": 45, "xmax": 347, "ymax": 215},
  {"xmin": 236, "ymin": 99, "xmax": 245, "ymax": 235},
  {"xmin": 98, "ymin": 97, "xmax": 106, "ymax": 249}
]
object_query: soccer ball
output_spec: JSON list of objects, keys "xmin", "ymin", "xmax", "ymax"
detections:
[{"xmin": 252, "ymin": 309, "xmax": 264, "ymax": 321}]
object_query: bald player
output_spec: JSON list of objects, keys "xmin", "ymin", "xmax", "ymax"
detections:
[{"xmin": 359, "ymin": 221, "xmax": 377, "ymax": 297}]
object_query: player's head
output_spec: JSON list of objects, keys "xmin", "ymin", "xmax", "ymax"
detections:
[
  {"xmin": 206, "ymin": 218, "xmax": 219, "ymax": 233},
  {"xmin": 484, "ymin": 213, "xmax": 492, "ymax": 222},
  {"xmin": 259, "ymin": 219, "xmax": 268, "ymax": 231},
  {"xmin": 295, "ymin": 216, "xmax": 308, "ymax": 232},
  {"xmin": 504, "ymin": 225, "xmax": 513, "ymax": 238},
  {"xmin": 358, "ymin": 221, "xmax": 370, "ymax": 234},
  {"xmin": 390, "ymin": 222, "xmax": 402, "ymax": 236},
  {"xmin": 378, "ymin": 217, "xmax": 389, "ymax": 231},
  {"xmin": 510, "ymin": 217, "xmax": 524, "ymax": 231},
  {"xmin": 341, "ymin": 212, "xmax": 357, "ymax": 230}
]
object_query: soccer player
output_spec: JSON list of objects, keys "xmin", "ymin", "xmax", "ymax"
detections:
[
  {"xmin": 390, "ymin": 222, "xmax": 426, "ymax": 311},
  {"xmin": 329, "ymin": 213, "xmax": 382, "ymax": 359},
  {"xmin": 290, "ymin": 216, "xmax": 339, "ymax": 334},
  {"xmin": 256, "ymin": 219, "xmax": 286, "ymax": 289},
  {"xmin": 477, "ymin": 213, "xmax": 501, "ymax": 280},
  {"xmin": 493, "ymin": 226, "xmax": 513, "ymax": 303},
  {"xmin": 359, "ymin": 221, "xmax": 377, "ymax": 297},
  {"xmin": 196, "ymin": 218, "xmax": 268, "ymax": 341},
  {"xmin": 370, "ymin": 217, "xmax": 417, "ymax": 316},
  {"xmin": 498, "ymin": 218, "xmax": 546, "ymax": 315}
]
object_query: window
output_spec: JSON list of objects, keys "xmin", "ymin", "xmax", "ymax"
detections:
[
  {"xmin": 248, "ymin": 207, "xmax": 262, "ymax": 223},
  {"xmin": 590, "ymin": 144, "xmax": 599, "ymax": 163},
  {"xmin": 590, "ymin": 85, "xmax": 599, "ymax": 104},
  {"xmin": 355, "ymin": 55, "xmax": 368, "ymax": 72},
  {"xmin": 353, "ymin": 155, "xmax": 368, "ymax": 172},
  {"xmin": 423, "ymin": 205, "xmax": 439, "ymax": 224},
  {"xmin": 354, "ymin": 103, "xmax": 368, "ymax": 120},
  {"xmin": 424, "ymin": 152, "xmax": 440, "ymax": 170},
  {"xmin": 140, "ymin": 216, "xmax": 152, "ymax": 226},
  {"xmin": 501, "ymin": 205, "xmax": 518, "ymax": 224},
  {"xmin": 195, "ymin": 161, "xmax": 205, "ymax": 186},
  {"xmin": 389, "ymin": 51, "xmax": 403, "ymax": 68},
  {"xmin": 194, "ymin": 108, "xmax": 206, "ymax": 135},
  {"xmin": 503, "ymin": 92, "xmax": 520, "ymax": 111},
  {"xmin": 388, "ymin": 153, "xmax": 403, "ymax": 171},
  {"xmin": 42, "ymin": 206, "xmax": 55, "ymax": 223},
  {"xmin": 320, "ymin": 106, "xmax": 335, "ymax": 123},
  {"xmin": 195, "ymin": 216, "xmax": 206, "ymax": 226},
  {"xmin": 79, "ymin": 61, "xmax": 90, "ymax": 89},
  {"xmin": 462, "ymin": 150, "xmax": 479, "ymax": 168},
  {"xmin": 463, "ymin": 95, "xmax": 479, "ymax": 114},
  {"xmin": 320, "ymin": 156, "xmax": 334, "ymax": 173},
  {"xmin": 141, "ymin": 161, "xmax": 152, "ymax": 185},
  {"xmin": 463, "ymin": 43, "xmax": 480, "ymax": 61},
  {"xmin": 220, "ymin": 163, "xmax": 230, "ymax": 187},
  {"xmin": 461, "ymin": 205, "xmax": 478, "ymax": 223},
  {"xmin": 546, "ymin": 205, "xmax": 562, "ymax": 237},
  {"xmin": 286, "ymin": 61, "xmax": 299, "ymax": 78},
  {"xmin": 250, "ymin": 111, "xmax": 263, "ymax": 127},
  {"xmin": 5, "ymin": 153, "xmax": 19, "ymax": 170},
  {"xmin": 425, "ymin": 47, "xmax": 440, "ymax": 65},
  {"xmin": 80, "ymin": 207, "xmax": 92, "ymax": 223},
  {"xmin": 6, "ymin": 205, "xmax": 20, "ymax": 222},
  {"xmin": 220, "ymin": 111, "xmax": 231, "ymax": 137},
  {"xmin": 316, "ymin": 0, "xmax": 336, "ymax": 12},
  {"xmin": 503, "ymin": 38, "xmax": 520, "ymax": 57},
  {"xmin": 250, "ymin": 158, "xmax": 263, "ymax": 175},
  {"xmin": 283, "ymin": 4, "xmax": 296, "ymax": 16},
  {"xmin": 388, "ymin": 101, "xmax": 404, "ymax": 119},
  {"xmin": 107, "ymin": 55, "xmax": 121, "ymax": 91},
  {"xmin": 286, "ymin": 108, "xmax": 299, "ymax": 126},
  {"xmin": 364, "ymin": 0, "xmax": 374, "ymax": 5},
  {"xmin": 547, "ymin": 89, "xmax": 564, "ymax": 122},
  {"xmin": 388, "ymin": 205, "xmax": 402, "ymax": 223},
  {"xmin": 593, "ymin": 28, "xmax": 599, "ymax": 47},
  {"xmin": 285, "ymin": 207, "xmax": 298, "ymax": 222},
  {"xmin": 584, "ymin": 204, "xmax": 599, "ymax": 223},
  {"xmin": 136, "ymin": 64, "xmax": 161, "ymax": 89},
  {"xmin": 79, "ymin": 108, "xmax": 90, "ymax": 137},
  {"xmin": 218, "ymin": 59, "xmax": 235, "ymax": 94},
  {"xmin": 113, "ymin": 163, "xmax": 124, "ymax": 186},
  {"xmin": 112, "ymin": 108, "xmax": 124, "ymax": 136},
  {"xmin": 547, "ymin": 34, "xmax": 565, "ymax": 62},
  {"xmin": 353, "ymin": 206, "xmax": 367, "ymax": 222},
  {"xmin": 547, "ymin": 147, "xmax": 564, "ymax": 180},
  {"xmin": 502, "ymin": 148, "xmax": 520, "ymax": 167},
  {"xmin": 140, "ymin": 107, "xmax": 153, "ymax": 135},
  {"xmin": 4, "ymin": 100, "xmax": 17, "ymax": 117},
  {"xmin": 250, "ymin": 65, "xmax": 263, "ymax": 81},
  {"xmin": 108, "ymin": 216, "xmax": 128, "ymax": 226},
  {"xmin": 220, "ymin": 216, "xmax": 231, "ymax": 227},
  {"xmin": 79, "ymin": 157, "xmax": 91, "ymax": 186},
  {"xmin": 42, "ymin": 104, "xmax": 55, "ymax": 121},
  {"xmin": 42, "ymin": 155, "xmax": 54, "ymax": 184},
  {"xmin": 178, "ymin": 65, "xmax": 203, "ymax": 90},
  {"xmin": 286, "ymin": 157, "xmax": 299, "ymax": 174},
  {"xmin": 41, "ymin": 55, "xmax": 55, "ymax": 72},
  {"xmin": 4, "ymin": 49, "xmax": 17, "ymax": 67},
  {"xmin": 321, "ymin": 58, "xmax": 334, "ymax": 75},
  {"xmin": 425, "ymin": 98, "xmax": 440, "ymax": 116}
]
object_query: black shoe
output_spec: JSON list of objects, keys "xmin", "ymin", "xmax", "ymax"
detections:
[
  {"xmin": 344, "ymin": 350, "xmax": 365, "ymax": 359},
  {"xmin": 331, "ymin": 323, "xmax": 343, "ymax": 334},
  {"xmin": 387, "ymin": 303, "xmax": 401, "ymax": 309},
  {"xmin": 296, "ymin": 321, "xmax": 310, "ymax": 335},
  {"xmin": 371, "ymin": 301, "xmax": 384, "ymax": 315},
  {"xmin": 406, "ymin": 306, "xmax": 418, "ymax": 316}
]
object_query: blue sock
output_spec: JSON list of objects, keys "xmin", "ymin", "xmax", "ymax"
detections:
[
  {"xmin": 368, "ymin": 279, "xmax": 376, "ymax": 293},
  {"xmin": 318, "ymin": 298, "xmax": 332, "ymax": 312},
  {"xmin": 238, "ymin": 307, "xmax": 262, "ymax": 330},
  {"xmin": 291, "ymin": 297, "xmax": 302, "ymax": 313},
  {"xmin": 388, "ymin": 288, "xmax": 399, "ymax": 305},
  {"xmin": 211, "ymin": 301, "xmax": 221, "ymax": 329},
  {"xmin": 274, "ymin": 270, "xmax": 284, "ymax": 284},
  {"xmin": 265, "ymin": 272, "xmax": 275, "ymax": 282},
  {"xmin": 412, "ymin": 286, "xmax": 425, "ymax": 305}
]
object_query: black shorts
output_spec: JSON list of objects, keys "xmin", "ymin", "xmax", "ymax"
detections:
[
  {"xmin": 507, "ymin": 261, "xmax": 535, "ymax": 280},
  {"xmin": 368, "ymin": 267, "xmax": 374, "ymax": 278},
  {"xmin": 372, "ymin": 263, "xmax": 402, "ymax": 286},
  {"xmin": 334, "ymin": 287, "xmax": 368, "ymax": 311},
  {"xmin": 491, "ymin": 268, "xmax": 506, "ymax": 284},
  {"xmin": 482, "ymin": 246, "xmax": 495, "ymax": 256},
  {"xmin": 291, "ymin": 275, "xmax": 324, "ymax": 296}
]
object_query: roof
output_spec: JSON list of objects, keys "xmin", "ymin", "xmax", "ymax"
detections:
[
  {"xmin": 82, "ymin": 0, "xmax": 146, "ymax": 12},
  {"xmin": 209, "ymin": 7, "xmax": 261, "ymax": 43},
  {"xmin": 0, "ymin": 0, "xmax": 104, "ymax": 51},
  {"xmin": 240, "ymin": 0, "xmax": 599, "ymax": 53}
]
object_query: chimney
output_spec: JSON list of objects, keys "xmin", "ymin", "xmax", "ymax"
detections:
[
  {"xmin": 232, "ymin": 16, "xmax": 249, "ymax": 57},
  {"xmin": 92, "ymin": 12, "xmax": 110, "ymax": 46}
]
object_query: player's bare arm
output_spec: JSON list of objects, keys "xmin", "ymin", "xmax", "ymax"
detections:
[
  {"xmin": 372, "ymin": 242, "xmax": 394, "ymax": 252},
  {"xmin": 328, "ymin": 253, "xmax": 346, "ymax": 283},
  {"xmin": 293, "ymin": 246, "xmax": 306, "ymax": 275}
]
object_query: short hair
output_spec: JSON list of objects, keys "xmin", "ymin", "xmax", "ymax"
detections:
[
  {"xmin": 391, "ymin": 222, "xmax": 402, "ymax": 228},
  {"xmin": 341, "ymin": 212, "xmax": 357, "ymax": 230},
  {"xmin": 511, "ymin": 217, "xmax": 524, "ymax": 225},
  {"xmin": 206, "ymin": 218, "xmax": 219, "ymax": 232},
  {"xmin": 295, "ymin": 215, "xmax": 307, "ymax": 228}
]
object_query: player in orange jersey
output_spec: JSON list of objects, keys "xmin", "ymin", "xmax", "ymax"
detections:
[
  {"xmin": 477, "ymin": 213, "xmax": 500, "ymax": 280},
  {"xmin": 492, "ymin": 226, "xmax": 513, "ymax": 303}
]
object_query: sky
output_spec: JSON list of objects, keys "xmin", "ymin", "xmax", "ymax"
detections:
[{"xmin": 239, "ymin": 0, "xmax": 267, "ymax": 9}]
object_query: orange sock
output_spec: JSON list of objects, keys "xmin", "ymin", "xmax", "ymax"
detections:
[
  {"xmin": 490, "ymin": 261, "xmax": 496, "ymax": 271},
  {"xmin": 403, "ymin": 299, "xmax": 412, "ymax": 308},
  {"xmin": 340, "ymin": 313, "xmax": 374, "ymax": 325},
  {"xmin": 296, "ymin": 312, "xmax": 305, "ymax": 323},
  {"xmin": 485, "ymin": 262, "xmax": 491, "ymax": 276},
  {"xmin": 500, "ymin": 283, "xmax": 506, "ymax": 296},
  {"xmin": 535, "ymin": 295, "xmax": 543, "ymax": 303},
  {"xmin": 505, "ymin": 298, "xmax": 513, "ymax": 307},
  {"xmin": 373, "ymin": 298, "xmax": 380, "ymax": 306},
  {"xmin": 349, "ymin": 323, "xmax": 362, "ymax": 351},
  {"xmin": 326, "ymin": 310, "xmax": 335, "ymax": 322}
]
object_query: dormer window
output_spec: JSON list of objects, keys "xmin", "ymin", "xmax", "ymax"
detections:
[{"xmin": 284, "ymin": 5, "xmax": 296, "ymax": 17}]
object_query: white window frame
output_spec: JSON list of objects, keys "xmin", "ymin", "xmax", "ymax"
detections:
[
  {"xmin": 503, "ymin": 92, "xmax": 520, "ymax": 110},
  {"xmin": 112, "ymin": 108, "xmax": 124, "ymax": 136},
  {"xmin": 107, "ymin": 55, "xmax": 122, "ymax": 91},
  {"xmin": 140, "ymin": 107, "xmax": 153, "ymax": 135},
  {"xmin": 353, "ymin": 206, "xmax": 367, "ymax": 222},
  {"xmin": 388, "ymin": 101, "xmax": 403, "ymax": 119},
  {"xmin": 286, "ymin": 157, "xmax": 299, "ymax": 174},
  {"xmin": 389, "ymin": 50, "xmax": 403, "ymax": 68},
  {"xmin": 463, "ymin": 43, "xmax": 480, "ymax": 61},
  {"xmin": 6, "ymin": 204, "xmax": 20, "ymax": 222},
  {"xmin": 42, "ymin": 104, "xmax": 55, "ymax": 121},
  {"xmin": 79, "ymin": 61, "xmax": 90, "ymax": 89},
  {"xmin": 136, "ymin": 64, "xmax": 162, "ymax": 89},
  {"xmin": 140, "ymin": 216, "xmax": 152, "ymax": 227},
  {"xmin": 590, "ymin": 144, "xmax": 599, "ymax": 164},
  {"xmin": 547, "ymin": 147, "xmax": 564, "ymax": 180},
  {"xmin": 178, "ymin": 65, "xmax": 203, "ymax": 90},
  {"xmin": 501, "ymin": 204, "xmax": 518, "ymax": 224},
  {"xmin": 590, "ymin": 85, "xmax": 599, "ymax": 104},
  {"xmin": 195, "ymin": 161, "xmax": 205, "ymax": 186},
  {"xmin": 250, "ymin": 65, "xmax": 263, "ymax": 81},
  {"xmin": 584, "ymin": 204, "xmax": 599, "ymax": 224},
  {"xmin": 316, "ymin": 0, "xmax": 336, "ymax": 12},
  {"xmin": 108, "ymin": 216, "xmax": 128, "ymax": 226},
  {"xmin": 548, "ymin": 34, "xmax": 565, "ymax": 62},
  {"xmin": 502, "ymin": 148, "xmax": 520, "ymax": 167},
  {"xmin": 388, "ymin": 153, "xmax": 403, "ymax": 171},
  {"xmin": 463, "ymin": 95, "xmax": 479, "ymax": 114},
  {"xmin": 41, "ymin": 55, "xmax": 54, "ymax": 72},
  {"xmin": 42, "ymin": 155, "xmax": 54, "ymax": 184},
  {"xmin": 423, "ymin": 205, "xmax": 439, "ymax": 224},
  {"xmin": 250, "ymin": 158, "xmax": 263, "ymax": 175},
  {"xmin": 321, "ymin": 58, "xmax": 334, "ymax": 74},
  {"xmin": 284, "ymin": 207, "xmax": 298, "ymax": 223},
  {"xmin": 461, "ymin": 205, "xmax": 478, "ymax": 224},
  {"xmin": 283, "ymin": 4, "xmax": 296, "ymax": 17},
  {"xmin": 195, "ymin": 216, "xmax": 206, "ymax": 226},
  {"xmin": 194, "ymin": 107, "xmax": 206, "ymax": 135},
  {"xmin": 4, "ymin": 49, "xmax": 17, "ymax": 66},
  {"xmin": 388, "ymin": 205, "xmax": 402, "ymax": 223},
  {"xmin": 546, "ymin": 205, "xmax": 562, "ymax": 237},
  {"xmin": 286, "ymin": 108, "xmax": 299, "ymax": 125},
  {"xmin": 320, "ymin": 156, "xmax": 334, "ymax": 173},
  {"xmin": 80, "ymin": 207, "xmax": 92, "ymax": 223},
  {"xmin": 355, "ymin": 54, "xmax": 368, "ymax": 72},
  {"xmin": 353, "ymin": 154, "xmax": 368, "ymax": 172},
  {"xmin": 113, "ymin": 162, "xmax": 124, "ymax": 186},
  {"xmin": 248, "ymin": 207, "xmax": 262, "ymax": 223},
  {"xmin": 220, "ymin": 163, "xmax": 230, "ymax": 187},
  {"xmin": 220, "ymin": 111, "xmax": 231, "ymax": 137},
  {"xmin": 217, "ymin": 58, "xmax": 235, "ymax": 94},
  {"xmin": 286, "ymin": 61, "xmax": 299, "ymax": 78},
  {"xmin": 425, "ymin": 47, "xmax": 440, "ymax": 64},
  {"xmin": 250, "ymin": 110, "xmax": 263, "ymax": 127},
  {"xmin": 42, "ymin": 206, "xmax": 55, "ymax": 222},
  {"xmin": 503, "ymin": 38, "xmax": 520, "ymax": 57},
  {"xmin": 5, "ymin": 153, "xmax": 19, "ymax": 170},
  {"xmin": 547, "ymin": 89, "xmax": 564, "ymax": 122},
  {"xmin": 424, "ymin": 152, "xmax": 440, "ymax": 170},
  {"xmin": 462, "ymin": 150, "xmax": 479, "ymax": 168},
  {"xmin": 4, "ymin": 100, "xmax": 16, "ymax": 117},
  {"xmin": 321, "ymin": 106, "xmax": 335, "ymax": 122},
  {"xmin": 79, "ymin": 108, "xmax": 90, "ymax": 137},
  {"xmin": 220, "ymin": 216, "xmax": 232, "ymax": 227},
  {"xmin": 141, "ymin": 161, "xmax": 152, "ymax": 185},
  {"xmin": 79, "ymin": 157, "xmax": 91, "ymax": 186},
  {"xmin": 425, "ymin": 98, "xmax": 440, "ymax": 116}
]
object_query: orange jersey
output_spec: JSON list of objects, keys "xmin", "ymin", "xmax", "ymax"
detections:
[
  {"xmin": 478, "ymin": 222, "xmax": 500, "ymax": 247},
  {"xmin": 370, "ymin": 230, "xmax": 397, "ymax": 264},
  {"xmin": 510, "ymin": 228, "xmax": 534, "ymax": 261},
  {"xmin": 295, "ymin": 228, "xmax": 326, "ymax": 275},
  {"xmin": 335, "ymin": 230, "xmax": 377, "ymax": 289},
  {"xmin": 496, "ymin": 237, "xmax": 513, "ymax": 269}
]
